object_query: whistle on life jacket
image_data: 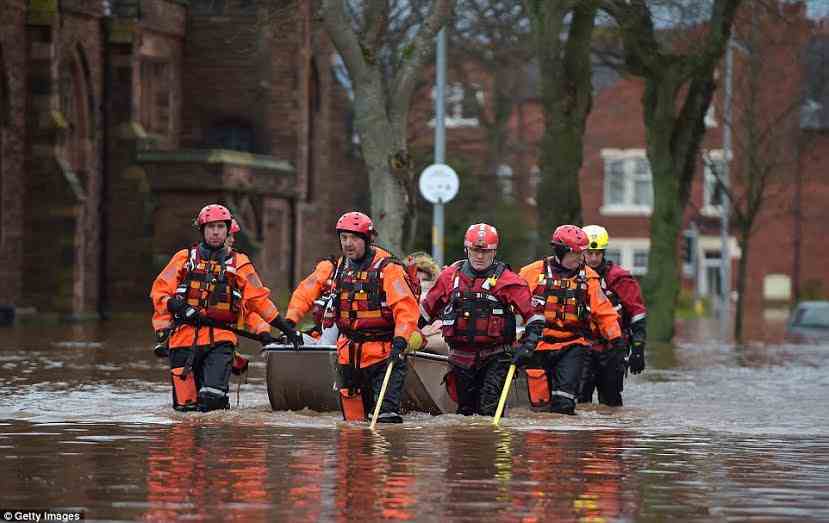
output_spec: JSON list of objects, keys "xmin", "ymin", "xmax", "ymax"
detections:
[
  {"xmin": 525, "ymin": 368, "xmax": 551, "ymax": 410},
  {"xmin": 171, "ymin": 367, "xmax": 198, "ymax": 408},
  {"xmin": 339, "ymin": 388, "xmax": 366, "ymax": 421}
]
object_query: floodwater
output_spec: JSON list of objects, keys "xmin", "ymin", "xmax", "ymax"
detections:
[{"xmin": 1, "ymin": 317, "xmax": 828, "ymax": 522}]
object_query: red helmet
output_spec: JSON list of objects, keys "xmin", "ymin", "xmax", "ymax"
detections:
[
  {"xmin": 336, "ymin": 211, "xmax": 375, "ymax": 238},
  {"xmin": 230, "ymin": 219, "xmax": 240, "ymax": 234},
  {"xmin": 550, "ymin": 225, "xmax": 589, "ymax": 253},
  {"xmin": 464, "ymin": 223, "xmax": 499, "ymax": 250},
  {"xmin": 196, "ymin": 204, "xmax": 232, "ymax": 227}
]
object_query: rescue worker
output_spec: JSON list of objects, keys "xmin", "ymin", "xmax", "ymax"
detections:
[
  {"xmin": 322, "ymin": 211, "xmax": 423, "ymax": 424},
  {"xmin": 516, "ymin": 225, "xmax": 623, "ymax": 415},
  {"xmin": 420, "ymin": 224, "xmax": 544, "ymax": 416},
  {"xmin": 150, "ymin": 204, "xmax": 301, "ymax": 412},
  {"xmin": 284, "ymin": 256, "xmax": 337, "ymax": 336},
  {"xmin": 579, "ymin": 225, "xmax": 647, "ymax": 406}
]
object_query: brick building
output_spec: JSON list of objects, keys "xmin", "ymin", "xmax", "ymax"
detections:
[
  {"xmin": 0, "ymin": 0, "xmax": 364, "ymax": 319},
  {"xmin": 407, "ymin": 1, "xmax": 829, "ymax": 329}
]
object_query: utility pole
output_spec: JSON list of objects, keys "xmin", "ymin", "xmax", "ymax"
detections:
[
  {"xmin": 720, "ymin": 37, "xmax": 734, "ymax": 327},
  {"xmin": 433, "ymin": 28, "xmax": 447, "ymax": 267}
]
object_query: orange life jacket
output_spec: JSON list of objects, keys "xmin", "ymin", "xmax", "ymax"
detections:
[
  {"xmin": 310, "ymin": 257, "xmax": 338, "ymax": 327},
  {"xmin": 532, "ymin": 260, "xmax": 593, "ymax": 344},
  {"xmin": 440, "ymin": 261, "xmax": 516, "ymax": 347},
  {"xmin": 323, "ymin": 256, "xmax": 407, "ymax": 342},
  {"xmin": 176, "ymin": 246, "xmax": 242, "ymax": 325}
]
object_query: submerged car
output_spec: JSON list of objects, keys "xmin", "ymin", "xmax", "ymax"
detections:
[{"xmin": 786, "ymin": 301, "xmax": 829, "ymax": 342}]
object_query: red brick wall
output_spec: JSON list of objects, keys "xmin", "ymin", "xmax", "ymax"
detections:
[{"xmin": 0, "ymin": 0, "xmax": 26, "ymax": 307}]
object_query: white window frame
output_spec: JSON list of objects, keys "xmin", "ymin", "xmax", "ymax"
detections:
[
  {"xmin": 600, "ymin": 149, "xmax": 653, "ymax": 216},
  {"xmin": 601, "ymin": 238, "xmax": 650, "ymax": 276},
  {"xmin": 428, "ymin": 83, "xmax": 483, "ymax": 128},
  {"xmin": 701, "ymin": 149, "xmax": 730, "ymax": 217}
]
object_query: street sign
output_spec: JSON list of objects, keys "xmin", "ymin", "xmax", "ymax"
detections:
[{"xmin": 419, "ymin": 164, "xmax": 459, "ymax": 204}]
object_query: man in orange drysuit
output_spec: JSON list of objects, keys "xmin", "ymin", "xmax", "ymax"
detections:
[
  {"xmin": 516, "ymin": 225, "xmax": 623, "ymax": 415},
  {"xmin": 321, "ymin": 211, "xmax": 423, "ymax": 423},
  {"xmin": 150, "ymin": 204, "xmax": 301, "ymax": 412}
]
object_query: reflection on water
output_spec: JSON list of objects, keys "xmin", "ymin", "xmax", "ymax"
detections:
[{"xmin": 1, "ymin": 317, "xmax": 829, "ymax": 521}]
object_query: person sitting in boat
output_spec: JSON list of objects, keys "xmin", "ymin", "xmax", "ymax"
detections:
[
  {"xmin": 420, "ymin": 223, "xmax": 544, "ymax": 416},
  {"xmin": 516, "ymin": 225, "xmax": 623, "ymax": 415},
  {"xmin": 579, "ymin": 225, "xmax": 647, "ymax": 407},
  {"xmin": 150, "ymin": 204, "xmax": 301, "ymax": 412},
  {"xmin": 404, "ymin": 251, "xmax": 446, "ymax": 354},
  {"xmin": 321, "ymin": 211, "xmax": 423, "ymax": 424}
]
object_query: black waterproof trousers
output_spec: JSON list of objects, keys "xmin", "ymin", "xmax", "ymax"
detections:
[
  {"xmin": 339, "ymin": 356, "xmax": 409, "ymax": 422},
  {"xmin": 526, "ymin": 344, "xmax": 587, "ymax": 415},
  {"xmin": 452, "ymin": 353, "xmax": 511, "ymax": 416},
  {"xmin": 578, "ymin": 346, "xmax": 627, "ymax": 407},
  {"xmin": 169, "ymin": 341, "xmax": 234, "ymax": 411}
]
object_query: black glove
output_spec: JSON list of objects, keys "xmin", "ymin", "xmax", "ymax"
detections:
[
  {"xmin": 512, "ymin": 344, "xmax": 534, "ymax": 366},
  {"xmin": 391, "ymin": 336, "xmax": 407, "ymax": 361},
  {"xmin": 628, "ymin": 340, "xmax": 646, "ymax": 375},
  {"xmin": 167, "ymin": 297, "xmax": 199, "ymax": 324},
  {"xmin": 270, "ymin": 315, "xmax": 302, "ymax": 350},
  {"xmin": 153, "ymin": 328, "xmax": 170, "ymax": 358},
  {"xmin": 259, "ymin": 331, "xmax": 276, "ymax": 346}
]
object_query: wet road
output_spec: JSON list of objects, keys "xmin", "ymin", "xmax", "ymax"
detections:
[{"xmin": 1, "ymin": 317, "xmax": 828, "ymax": 521}]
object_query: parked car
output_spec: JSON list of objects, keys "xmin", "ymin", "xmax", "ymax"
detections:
[{"xmin": 785, "ymin": 301, "xmax": 829, "ymax": 342}]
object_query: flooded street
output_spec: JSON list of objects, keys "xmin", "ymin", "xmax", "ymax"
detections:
[{"xmin": 2, "ymin": 317, "xmax": 828, "ymax": 521}]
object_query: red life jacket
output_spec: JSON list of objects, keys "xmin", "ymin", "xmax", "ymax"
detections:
[
  {"xmin": 323, "ymin": 254, "xmax": 412, "ymax": 342},
  {"xmin": 600, "ymin": 262, "xmax": 629, "ymax": 329},
  {"xmin": 531, "ymin": 259, "xmax": 592, "ymax": 344},
  {"xmin": 176, "ymin": 246, "xmax": 242, "ymax": 325},
  {"xmin": 440, "ymin": 261, "xmax": 516, "ymax": 348}
]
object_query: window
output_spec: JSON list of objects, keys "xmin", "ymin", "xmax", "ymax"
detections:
[
  {"xmin": 600, "ymin": 149, "xmax": 653, "ymax": 215},
  {"xmin": 496, "ymin": 164, "xmax": 513, "ymax": 200},
  {"xmin": 190, "ymin": 0, "xmax": 225, "ymax": 15},
  {"xmin": 140, "ymin": 60, "xmax": 171, "ymax": 136},
  {"xmin": 605, "ymin": 249, "xmax": 622, "ymax": 266},
  {"xmin": 207, "ymin": 121, "xmax": 255, "ymax": 152},
  {"xmin": 702, "ymin": 150, "xmax": 728, "ymax": 216},
  {"xmin": 429, "ymin": 83, "xmax": 482, "ymax": 128},
  {"xmin": 632, "ymin": 249, "xmax": 649, "ymax": 275}
]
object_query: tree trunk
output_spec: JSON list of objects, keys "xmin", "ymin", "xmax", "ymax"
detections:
[
  {"xmin": 641, "ymin": 71, "xmax": 714, "ymax": 342},
  {"xmin": 734, "ymin": 229, "xmax": 751, "ymax": 343},
  {"xmin": 351, "ymin": 72, "xmax": 413, "ymax": 256},
  {"xmin": 527, "ymin": 0, "xmax": 597, "ymax": 255}
]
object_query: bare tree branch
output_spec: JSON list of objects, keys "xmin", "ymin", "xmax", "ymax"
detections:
[
  {"xmin": 319, "ymin": 0, "xmax": 369, "ymax": 83},
  {"xmin": 389, "ymin": 0, "xmax": 455, "ymax": 124}
]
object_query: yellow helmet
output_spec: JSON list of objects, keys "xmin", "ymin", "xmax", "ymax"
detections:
[{"xmin": 582, "ymin": 225, "xmax": 609, "ymax": 250}]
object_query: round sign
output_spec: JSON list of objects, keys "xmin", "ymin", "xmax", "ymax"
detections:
[{"xmin": 419, "ymin": 163, "xmax": 459, "ymax": 204}]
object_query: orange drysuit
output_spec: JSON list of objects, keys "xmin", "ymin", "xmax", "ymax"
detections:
[
  {"xmin": 151, "ymin": 248, "xmax": 280, "ymax": 348},
  {"xmin": 519, "ymin": 259, "xmax": 621, "ymax": 351},
  {"xmin": 286, "ymin": 258, "xmax": 337, "ymax": 327},
  {"xmin": 324, "ymin": 248, "xmax": 420, "ymax": 368}
]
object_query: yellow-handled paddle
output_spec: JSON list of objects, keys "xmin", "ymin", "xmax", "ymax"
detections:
[
  {"xmin": 492, "ymin": 363, "xmax": 516, "ymax": 426},
  {"xmin": 370, "ymin": 359, "xmax": 395, "ymax": 430}
]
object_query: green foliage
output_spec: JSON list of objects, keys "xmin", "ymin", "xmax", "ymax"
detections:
[{"xmin": 675, "ymin": 287, "xmax": 710, "ymax": 319}]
